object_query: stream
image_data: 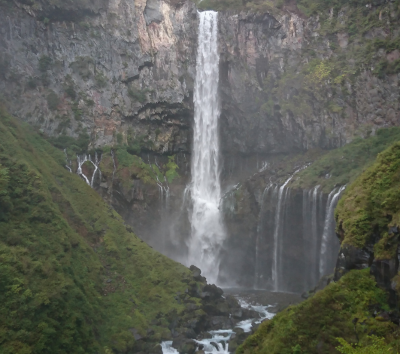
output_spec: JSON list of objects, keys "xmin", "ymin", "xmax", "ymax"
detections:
[{"xmin": 161, "ymin": 289, "xmax": 302, "ymax": 354}]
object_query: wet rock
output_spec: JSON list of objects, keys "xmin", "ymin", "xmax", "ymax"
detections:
[
  {"xmin": 231, "ymin": 308, "xmax": 243, "ymax": 319},
  {"xmin": 172, "ymin": 336, "xmax": 196, "ymax": 354},
  {"xmin": 203, "ymin": 300, "xmax": 230, "ymax": 316},
  {"xmin": 225, "ymin": 295, "xmax": 241, "ymax": 309},
  {"xmin": 210, "ymin": 342, "xmax": 219, "ymax": 350},
  {"xmin": 209, "ymin": 316, "xmax": 234, "ymax": 330},
  {"xmin": 229, "ymin": 328, "xmax": 251, "ymax": 353},
  {"xmin": 334, "ymin": 244, "xmax": 373, "ymax": 281},
  {"xmin": 190, "ymin": 265, "xmax": 202, "ymax": 279}
]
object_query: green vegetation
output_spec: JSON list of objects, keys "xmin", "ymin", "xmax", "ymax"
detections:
[
  {"xmin": 46, "ymin": 90, "xmax": 60, "ymax": 111},
  {"xmin": 128, "ymin": 86, "xmax": 151, "ymax": 103},
  {"xmin": 237, "ymin": 269, "xmax": 399, "ymax": 354},
  {"xmin": 104, "ymin": 146, "xmax": 179, "ymax": 188},
  {"xmin": 197, "ymin": 0, "xmax": 284, "ymax": 13},
  {"xmin": 290, "ymin": 127, "xmax": 400, "ymax": 193},
  {"xmin": 48, "ymin": 132, "xmax": 90, "ymax": 154},
  {"xmin": 95, "ymin": 72, "xmax": 108, "ymax": 88},
  {"xmin": 64, "ymin": 75, "xmax": 77, "ymax": 100},
  {"xmin": 0, "ymin": 106, "xmax": 195, "ymax": 353},
  {"xmin": 38, "ymin": 55, "xmax": 52, "ymax": 73},
  {"xmin": 335, "ymin": 140, "xmax": 400, "ymax": 256},
  {"xmin": 70, "ymin": 56, "xmax": 94, "ymax": 80},
  {"xmin": 337, "ymin": 336, "xmax": 396, "ymax": 354}
]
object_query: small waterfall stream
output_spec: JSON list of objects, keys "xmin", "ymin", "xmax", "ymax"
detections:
[{"xmin": 187, "ymin": 10, "xmax": 225, "ymax": 284}]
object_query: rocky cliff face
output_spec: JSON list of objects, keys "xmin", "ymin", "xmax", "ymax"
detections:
[
  {"xmin": 218, "ymin": 8, "xmax": 400, "ymax": 158},
  {"xmin": 0, "ymin": 0, "xmax": 197, "ymax": 152}
]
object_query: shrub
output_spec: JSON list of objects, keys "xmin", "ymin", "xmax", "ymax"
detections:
[
  {"xmin": 47, "ymin": 90, "xmax": 60, "ymax": 111},
  {"xmin": 38, "ymin": 55, "xmax": 52, "ymax": 72}
]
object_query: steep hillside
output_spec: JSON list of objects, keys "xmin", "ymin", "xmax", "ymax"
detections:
[{"xmin": 0, "ymin": 107, "xmax": 239, "ymax": 354}]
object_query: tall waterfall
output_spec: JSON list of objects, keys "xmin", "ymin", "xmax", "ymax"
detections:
[{"xmin": 187, "ymin": 11, "xmax": 225, "ymax": 284}]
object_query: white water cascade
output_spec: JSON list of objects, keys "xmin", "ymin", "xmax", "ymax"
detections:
[
  {"xmin": 187, "ymin": 10, "xmax": 225, "ymax": 284},
  {"xmin": 319, "ymin": 185, "xmax": 346, "ymax": 277}
]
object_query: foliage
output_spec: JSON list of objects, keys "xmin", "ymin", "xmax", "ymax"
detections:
[
  {"xmin": 0, "ymin": 106, "xmax": 196, "ymax": 353},
  {"xmin": 64, "ymin": 75, "xmax": 77, "ymax": 100},
  {"xmin": 128, "ymin": 86, "xmax": 150, "ymax": 103},
  {"xmin": 38, "ymin": 55, "xmax": 52, "ymax": 73},
  {"xmin": 48, "ymin": 132, "xmax": 90, "ymax": 154},
  {"xmin": 165, "ymin": 156, "xmax": 179, "ymax": 183},
  {"xmin": 336, "ymin": 336, "xmax": 396, "ymax": 354},
  {"xmin": 237, "ymin": 269, "xmax": 399, "ymax": 354},
  {"xmin": 46, "ymin": 90, "xmax": 60, "ymax": 111},
  {"xmin": 0, "ymin": 163, "xmax": 9, "ymax": 196},
  {"xmin": 111, "ymin": 146, "xmax": 179, "ymax": 187},
  {"xmin": 335, "ymin": 141, "xmax": 400, "ymax": 255},
  {"xmin": 70, "ymin": 56, "xmax": 94, "ymax": 80},
  {"xmin": 291, "ymin": 127, "xmax": 400, "ymax": 193},
  {"xmin": 95, "ymin": 72, "xmax": 108, "ymax": 88}
]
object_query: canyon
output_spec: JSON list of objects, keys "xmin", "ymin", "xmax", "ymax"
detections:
[{"xmin": 1, "ymin": 0, "xmax": 400, "ymax": 352}]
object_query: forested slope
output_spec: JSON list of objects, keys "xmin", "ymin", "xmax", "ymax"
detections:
[{"xmin": 0, "ymin": 107, "xmax": 203, "ymax": 354}]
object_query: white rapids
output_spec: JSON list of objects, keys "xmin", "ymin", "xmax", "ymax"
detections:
[
  {"xmin": 187, "ymin": 10, "xmax": 225, "ymax": 284},
  {"xmin": 161, "ymin": 297, "xmax": 275, "ymax": 354}
]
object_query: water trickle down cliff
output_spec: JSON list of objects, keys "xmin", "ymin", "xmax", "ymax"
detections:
[
  {"xmin": 251, "ymin": 183, "xmax": 345, "ymax": 293},
  {"xmin": 187, "ymin": 10, "xmax": 225, "ymax": 284}
]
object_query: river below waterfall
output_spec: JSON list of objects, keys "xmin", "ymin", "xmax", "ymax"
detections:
[{"xmin": 161, "ymin": 289, "xmax": 302, "ymax": 354}]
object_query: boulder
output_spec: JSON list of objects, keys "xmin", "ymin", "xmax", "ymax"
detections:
[{"xmin": 172, "ymin": 336, "xmax": 197, "ymax": 354}]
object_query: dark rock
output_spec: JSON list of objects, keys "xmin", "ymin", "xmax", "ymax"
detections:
[
  {"xmin": 210, "ymin": 342, "xmax": 219, "ymax": 350},
  {"xmin": 225, "ymin": 295, "xmax": 241, "ymax": 309},
  {"xmin": 334, "ymin": 244, "xmax": 373, "ymax": 281},
  {"xmin": 144, "ymin": 0, "xmax": 164, "ymax": 25},
  {"xmin": 190, "ymin": 265, "xmax": 202, "ymax": 279},
  {"xmin": 232, "ymin": 308, "xmax": 243, "ymax": 319},
  {"xmin": 203, "ymin": 300, "xmax": 230, "ymax": 316},
  {"xmin": 209, "ymin": 316, "xmax": 234, "ymax": 329},
  {"xmin": 172, "ymin": 336, "xmax": 196, "ymax": 354},
  {"xmin": 370, "ymin": 259, "xmax": 399, "ymax": 290},
  {"xmin": 129, "ymin": 328, "xmax": 143, "ymax": 341},
  {"xmin": 202, "ymin": 284, "xmax": 224, "ymax": 300}
]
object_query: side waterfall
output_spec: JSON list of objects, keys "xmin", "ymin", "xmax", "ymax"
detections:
[
  {"xmin": 254, "ymin": 182, "xmax": 343, "ymax": 292},
  {"xmin": 187, "ymin": 11, "xmax": 225, "ymax": 284},
  {"xmin": 319, "ymin": 185, "xmax": 346, "ymax": 277}
]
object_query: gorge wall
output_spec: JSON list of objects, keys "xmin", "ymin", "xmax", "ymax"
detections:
[{"xmin": 1, "ymin": 0, "xmax": 400, "ymax": 291}]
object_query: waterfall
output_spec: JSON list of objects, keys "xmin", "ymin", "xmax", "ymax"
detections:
[
  {"xmin": 64, "ymin": 149, "xmax": 72, "ymax": 173},
  {"xmin": 319, "ymin": 185, "xmax": 346, "ymax": 277},
  {"xmin": 89, "ymin": 152, "xmax": 102, "ymax": 188},
  {"xmin": 254, "ymin": 185, "xmax": 272, "ymax": 289},
  {"xmin": 77, "ymin": 154, "xmax": 91, "ymax": 185},
  {"xmin": 75, "ymin": 153, "xmax": 102, "ymax": 187},
  {"xmin": 187, "ymin": 11, "xmax": 224, "ymax": 284},
  {"xmin": 272, "ymin": 176, "xmax": 294, "ymax": 291},
  {"xmin": 310, "ymin": 185, "xmax": 320, "ymax": 287}
]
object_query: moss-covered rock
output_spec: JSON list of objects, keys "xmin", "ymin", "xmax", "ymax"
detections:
[{"xmin": 334, "ymin": 141, "xmax": 400, "ymax": 289}]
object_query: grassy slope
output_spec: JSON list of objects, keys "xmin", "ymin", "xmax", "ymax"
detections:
[
  {"xmin": 237, "ymin": 269, "xmax": 399, "ymax": 354},
  {"xmin": 335, "ymin": 141, "xmax": 400, "ymax": 257},
  {"xmin": 0, "ymin": 107, "xmax": 195, "ymax": 354},
  {"xmin": 289, "ymin": 127, "xmax": 400, "ymax": 193}
]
